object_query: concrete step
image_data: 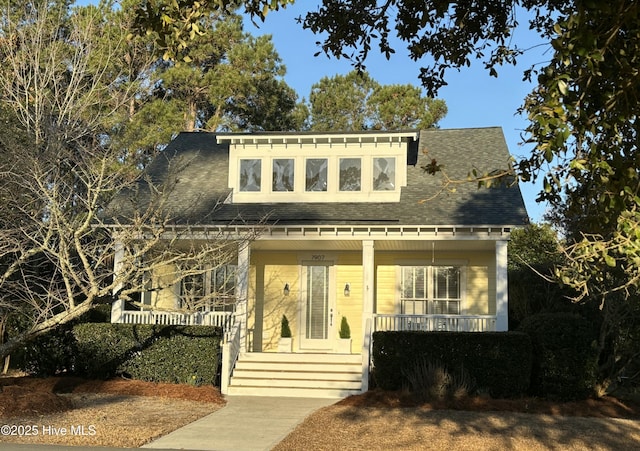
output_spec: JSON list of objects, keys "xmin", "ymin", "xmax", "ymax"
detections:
[
  {"xmin": 234, "ymin": 361, "xmax": 362, "ymax": 373},
  {"xmin": 228, "ymin": 352, "xmax": 364, "ymax": 398},
  {"xmin": 232, "ymin": 369, "xmax": 361, "ymax": 382},
  {"xmin": 225, "ymin": 385, "xmax": 361, "ymax": 398},
  {"xmin": 237, "ymin": 352, "xmax": 362, "ymax": 364},
  {"xmin": 229, "ymin": 377, "xmax": 362, "ymax": 390}
]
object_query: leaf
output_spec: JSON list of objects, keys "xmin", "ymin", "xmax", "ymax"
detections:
[
  {"xmin": 604, "ymin": 254, "xmax": 616, "ymax": 267},
  {"xmin": 558, "ymin": 79, "xmax": 568, "ymax": 95}
]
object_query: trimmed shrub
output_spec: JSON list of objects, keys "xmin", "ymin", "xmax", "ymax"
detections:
[
  {"xmin": 72, "ymin": 323, "xmax": 222, "ymax": 385},
  {"xmin": 280, "ymin": 315, "xmax": 292, "ymax": 338},
  {"xmin": 339, "ymin": 316, "xmax": 351, "ymax": 339},
  {"xmin": 21, "ymin": 326, "xmax": 77, "ymax": 376},
  {"xmin": 518, "ymin": 312, "xmax": 599, "ymax": 400},
  {"xmin": 120, "ymin": 328, "xmax": 220, "ymax": 385},
  {"xmin": 72, "ymin": 323, "xmax": 155, "ymax": 379},
  {"xmin": 8, "ymin": 304, "xmax": 111, "ymax": 375},
  {"xmin": 372, "ymin": 331, "xmax": 531, "ymax": 398}
]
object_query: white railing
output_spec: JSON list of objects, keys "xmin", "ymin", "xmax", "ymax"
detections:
[
  {"xmin": 361, "ymin": 316, "xmax": 372, "ymax": 393},
  {"xmin": 374, "ymin": 314, "xmax": 496, "ymax": 332},
  {"xmin": 118, "ymin": 310, "xmax": 233, "ymax": 328},
  {"xmin": 220, "ymin": 317, "xmax": 241, "ymax": 395}
]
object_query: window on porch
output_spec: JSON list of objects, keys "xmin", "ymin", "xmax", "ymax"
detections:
[
  {"xmin": 401, "ymin": 266, "xmax": 461, "ymax": 315},
  {"xmin": 180, "ymin": 265, "xmax": 237, "ymax": 312}
]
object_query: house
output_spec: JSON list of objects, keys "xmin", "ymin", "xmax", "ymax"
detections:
[{"xmin": 109, "ymin": 128, "xmax": 528, "ymax": 397}]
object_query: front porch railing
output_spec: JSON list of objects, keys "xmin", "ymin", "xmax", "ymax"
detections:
[
  {"xmin": 374, "ymin": 314, "xmax": 496, "ymax": 332},
  {"xmin": 118, "ymin": 310, "xmax": 233, "ymax": 328},
  {"xmin": 220, "ymin": 316, "xmax": 241, "ymax": 395}
]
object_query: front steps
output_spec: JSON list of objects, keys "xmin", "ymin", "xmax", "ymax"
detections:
[{"xmin": 226, "ymin": 352, "xmax": 363, "ymax": 398}]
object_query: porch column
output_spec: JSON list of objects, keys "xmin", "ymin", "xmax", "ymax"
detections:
[
  {"xmin": 361, "ymin": 240, "xmax": 375, "ymax": 391},
  {"xmin": 236, "ymin": 242, "xmax": 250, "ymax": 352},
  {"xmin": 495, "ymin": 239, "xmax": 508, "ymax": 331},
  {"xmin": 111, "ymin": 239, "xmax": 125, "ymax": 323}
]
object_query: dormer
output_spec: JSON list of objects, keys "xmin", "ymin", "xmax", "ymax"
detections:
[{"xmin": 217, "ymin": 131, "xmax": 419, "ymax": 203}]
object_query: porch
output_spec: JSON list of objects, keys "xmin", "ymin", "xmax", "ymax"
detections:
[
  {"xmin": 110, "ymin": 305, "xmax": 497, "ymax": 397},
  {"xmin": 110, "ymin": 300, "xmax": 233, "ymax": 328},
  {"xmin": 109, "ymin": 224, "xmax": 509, "ymax": 397},
  {"xmin": 111, "ymin": 305, "xmax": 496, "ymax": 334}
]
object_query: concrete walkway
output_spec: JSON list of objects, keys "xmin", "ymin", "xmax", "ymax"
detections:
[{"xmin": 142, "ymin": 396, "xmax": 338, "ymax": 451}]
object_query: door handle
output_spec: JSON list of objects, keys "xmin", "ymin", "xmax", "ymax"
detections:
[{"xmin": 330, "ymin": 308, "xmax": 333, "ymax": 327}]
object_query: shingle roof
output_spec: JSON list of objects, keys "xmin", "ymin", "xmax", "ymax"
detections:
[{"xmin": 109, "ymin": 128, "xmax": 528, "ymax": 227}]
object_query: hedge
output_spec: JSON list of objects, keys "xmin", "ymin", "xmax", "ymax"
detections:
[
  {"xmin": 72, "ymin": 323, "xmax": 222, "ymax": 385},
  {"xmin": 371, "ymin": 331, "xmax": 532, "ymax": 398},
  {"xmin": 518, "ymin": 312, "xmax": 599, "ymax": 400}
]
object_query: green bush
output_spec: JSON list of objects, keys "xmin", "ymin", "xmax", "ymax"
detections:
[
  {"xmin": 280, "ymin": 315, "xmax": 292, "ymax": 338},
  {"xmin": 72, "ymin": 323, "xmax": 155, "ymax": 379},
  {"xmin": 7, "ymin": 303, "xmax": 111, "ymax": 375},
  {"xmin": 518, "ymin": 312, "xmax": 599, "ymax": 400},
  {"xmin": 121, "ymin": 331, "xmax": 220, "ymax": 385},
  {"xmin": 72, "ymin": 323, "xmax": 222, "ymax": 385},
  {"xmin": 21, "ymin": 326, "xmax": 77, "ymax": 376},
  {"xmin": 372, "ymin": 331, "xmax": 531, "ymax": 398},
  {"xmin": 339, "ymin": 316, "xmax": 351, "ymax": 339}
]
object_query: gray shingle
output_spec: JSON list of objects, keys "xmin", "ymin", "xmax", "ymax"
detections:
[{"xmin": 109, "ymin": 128, "xmax": 528, "ymax": 227}]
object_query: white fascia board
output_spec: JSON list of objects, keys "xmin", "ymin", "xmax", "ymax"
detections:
[{"xmin": 216, "ymin": 131, "xmax": 419, "ymax": 146}]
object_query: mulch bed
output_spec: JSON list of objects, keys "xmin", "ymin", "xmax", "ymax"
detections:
[
  {"xmin": 338, "ymin": 388, "xmax": 640, "ymax": 419},
  {"xmin": 0, "ymin": 375, "xmax": 225, "ymax": 418},
  {"xmin": 1, "ymin": 374, "xmax": 639, "ymax": 420}
]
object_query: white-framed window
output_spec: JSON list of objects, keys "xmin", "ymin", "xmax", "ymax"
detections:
[
  {"xmin": 305, "ymin": 158, "xmax": 328, "ymax": 192},
  {"xmin": 180, "ymin": 265, "xmax": 237, "ymax": 312},
  {"xmin": 339, "ymin": 157, "xmax": 361, "ymax": 191},
  {"xmin": 373, "ymin": 157, "xmax": 396, "ymax": 191},
  {"xmin": 400, "ymin": 266, "xmax": 462, "ymax": 315},
  {"xmin": 239, "ymin": 159, "xmax": 261, "ymax": 192},
  {"xmin": 272, "ymin": 158, "xmax": 294, "ymax": 192}
]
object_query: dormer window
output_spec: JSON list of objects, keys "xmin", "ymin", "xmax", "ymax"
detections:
[
  {"xmin": 305, "ymin": 158, "xmax": 328, "ymax": 192},
  {"xmin": 273, "ymin": 159, "xmax": 294, "ymax": 191},
  {"xmin": 373, "ymin": 157, "xmax": 396, "ymax": 191},
  {"xmin": 240, "ymin": 159, "xmax": 261, "ymax": 192},
  {"xmin": 339, "ymin": 158, "xmax": 361, "ymax": 191},
  {"xmin": 220, "ymin": 131, "xmax": 417, "ymax": 203}
]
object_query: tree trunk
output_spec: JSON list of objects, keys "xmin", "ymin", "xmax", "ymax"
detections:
[{"xmin": 185, "ymin": 99, "xmax": 197, "ymax": 131}]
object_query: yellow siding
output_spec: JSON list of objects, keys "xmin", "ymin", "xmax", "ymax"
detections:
[
  {"xmin": 336, "ymin": 253, "xmax": 363, "ymax": 353},
  {"xmin": 251, "ymin": 251, "xmax": 365, "ymax": 353},
  {"xmin": 375, "ymin": 253, "xmax": 398, "ymax": 315},
  {"xmin": 251, "ymin": 252, "xmax": 300, "ymax": 352},
  {"xmin": 249, "ymin": 248, "xmax": 496, "ymax": 354},
  {"xmin": 152, "ymin": 263, "xmax": 179, "ymax": 309},
  {"xmin": 466, "ymin": 266, "xmax": 489, "ymax": 314}
]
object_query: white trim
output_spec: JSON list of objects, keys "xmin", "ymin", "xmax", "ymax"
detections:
[
  {"xmin": 102, "ymin": 223, "xmax": 516, "ymax": 241},
  {"xmin": 236, "ymin": 243, "xmax": 250, "ymax": 352},
  {"xmin": 259, "ymin": 225, "xmax": 513, "ymax": 240},
  {"xmin": 298, "ymin": 255, "xmax": 337, "ymax": 351},
  {"xmin": 361, "ymin": 241, "xmax": 375, "ymax": 394},
  {"xmin": 495, "ymin": 240, "xmax": 509, "ymax": 331},
  {"xmin": 217, "ymin": 131, "xmax": 419, "ymax": 146}
]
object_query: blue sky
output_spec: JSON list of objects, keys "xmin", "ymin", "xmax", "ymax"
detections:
[{"xmin": 245, "ymin": 3, "xmax": 551, "ymax": 222}]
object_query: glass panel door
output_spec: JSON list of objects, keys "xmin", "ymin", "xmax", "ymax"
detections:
[
  {"xmin": 306, "ymin": 266, "xmax": 328, "ymax": 339},
  {"xmin": 300, "ymin": 262, "xmax": 334, "ymax": 349}
]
